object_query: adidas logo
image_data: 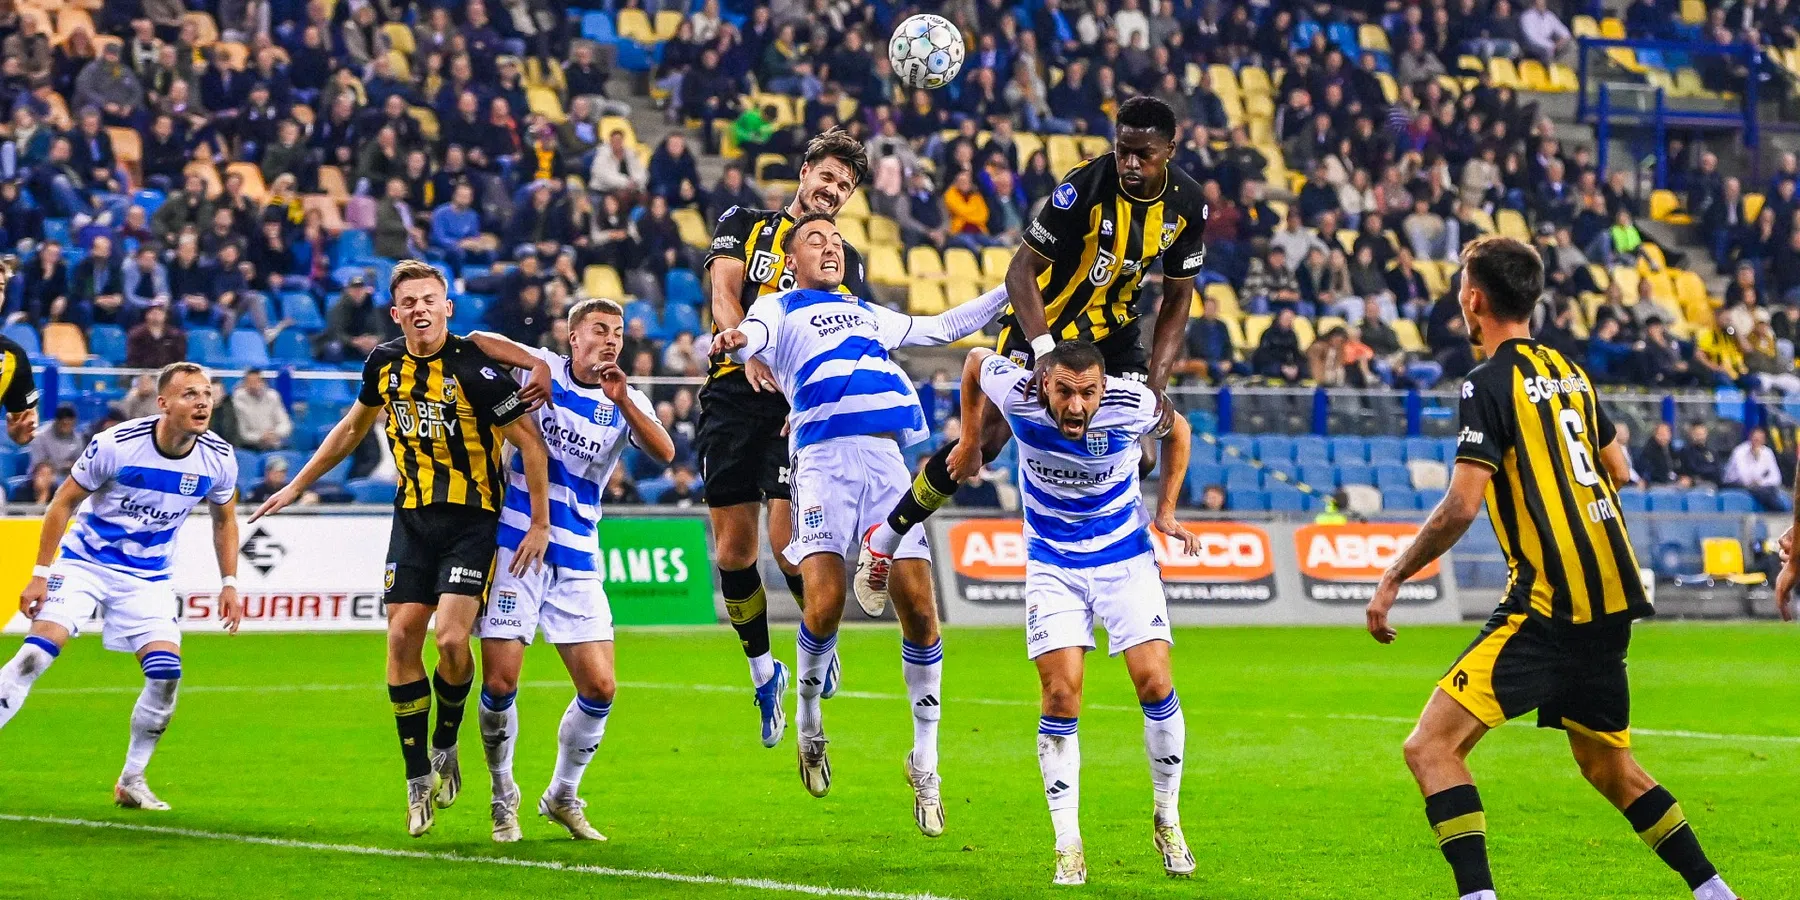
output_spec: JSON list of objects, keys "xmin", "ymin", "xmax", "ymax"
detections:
[
  {"xmin": 1150, "ymin": 615, "xmax": 1166, "ymax": 627},
  {"xmin": 1154, "ymin": 755, "xmax": 1182, "ymax": 766},
  {"xmin": 799, "ymin": 677, "xmax": 823, "ymax": 686},
  {"xmin": 1047, "ymin": 780, "xmax": 1070, "ymax": 796},
  {"xmin": 0, "ymin": 698, "xmax": 9, "ymax": 709},
  {"xmin": 915, "ymin": 695, "xmax": 940, "ymax": 708},
  {"xmin": 580, "ymin": 742, "xmax": 600, "ymax": 753},
  {"xmin": 483, "ymin": 732, "xmax": 509, "ymax": 747}
]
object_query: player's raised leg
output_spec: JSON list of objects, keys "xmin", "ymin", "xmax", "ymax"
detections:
[
  {"xmin": 1401, "ymin": 690, "xmax": 1497, "ymax": 900},
  {"xmin": 1034, "ymin": 646, "xmax": 1086, "ymax": 886},
  {"xmin": 1121, "ymin": 639, "xmax": 1192, "ymax": 877},
  {"xmin": 541, "ymin": 639, "xmax": 614, "ymax": 841},
  {"xmin": 794, "ymin": 550, "xmax": 844, "ymax": 797},
  {"xmin": 890, "ymin": 557, "xmax": 944, "ymax": 836},
  {"xmin": 0, "ymin": 625, "xmax": 66, "ymax": 731},
  {"xmin": 1569, "ymin": 733, "xmax": 1739, "ymax": 900},
  {"xmin": 113, "ymin": 640, "xmax": 182, "ymax": 811},
  {"xmin": 478, "ymin": 636, "xmax": 525, "ymax": 842}
]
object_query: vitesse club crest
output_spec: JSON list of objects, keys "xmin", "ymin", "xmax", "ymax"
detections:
[
  {"xmin": 384, "ymin": 563, "xmax": 397, "ymax": 592},
  {"xmin": 1086, "ymin": 430, "xmax": 1111, "ymax": 457},
  {"xmin": 1161, "ymin": 222, "xmax": 1178, "ymax": 250},
  {"xmin": 179, "ymin": 473, "xmax": 200, "ymax": 495},
  {"xmin": 442, "ymin": 377, "xmax": 458, "ymax": 405}
]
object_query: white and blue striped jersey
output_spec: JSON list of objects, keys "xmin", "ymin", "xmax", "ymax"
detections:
[
  {"xmin": 975, "ymin": 353, "xmax": 1162, "ymax": 569},
  {"xmin": 497, "ymin": 345, "xmax": 653, "ymax": 575},
  {"xmin": 59, "ymin": 416, "xmax": 238, "ymax": 582},
  {"xmin": 732, "ymin": 286, "xmax": 1011, "ymax": 451}
]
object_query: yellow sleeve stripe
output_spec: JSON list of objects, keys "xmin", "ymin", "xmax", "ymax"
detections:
[{"xmin": 1454, "ymin": 455, "xmax": 1499, "ymax": 471}]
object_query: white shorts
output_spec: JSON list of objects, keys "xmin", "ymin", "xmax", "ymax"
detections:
[
  {"xmin": 35, "ymin": 558, "xmax": 182, "ymax": 653},
  {"xmin": 478, "ymin": 546, "xmax": 615, "ymax": 646},
  {"xmin": 1025, "ymin": 550, "xmax": 1173, "ymax": 660},
  {"xmin": 784, "ymin": 435, "xmax": 931, "ymax": 566}
]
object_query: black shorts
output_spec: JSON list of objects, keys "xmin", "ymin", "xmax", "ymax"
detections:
[
  {"xmin": 384, "ymin": 504, "xmax": 500, "ymax": 606},
  {"xmin": 696, "ymin": 372, "xmax": 792, "ymax": 508},
  {"xmin": 995, "ymin": 320, "xmax": 1149, "ymax": 380},
  {"xmin": 1437, "ymin": 607, "xmax": 1634, "ymax": 747}
]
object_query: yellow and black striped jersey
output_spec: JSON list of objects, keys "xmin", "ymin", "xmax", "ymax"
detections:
[
  {"xmin": 702, "ymin": 205, "xmax": 870, "ymax": 381},
  {"xmin": 0, "ymin": 335, "xmax": 38, "ymax": 425},
  {"xmin": 1008, "ymin": 153, "xmax": 1208, "ymax": 344},
  {"xmin": 357, "ymin": 334, "xmax": 529, "ymax": 511},
  {"xmin": 1455, "ymin": 338, "xmax": 1651, "ymax": 626}
]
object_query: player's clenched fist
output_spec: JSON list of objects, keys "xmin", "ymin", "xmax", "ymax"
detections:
[{"xmin": 18, "ymin": 575, "xmax": 46, "ymax": 618}]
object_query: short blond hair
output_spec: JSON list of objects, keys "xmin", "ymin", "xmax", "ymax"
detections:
[
  {"xmin": 569, "ymin": 297, "xmax": 624, "ymax": 328},
  {"xmin": 389, "ymin": 259, "xmax": 448, "ymax": 298}
]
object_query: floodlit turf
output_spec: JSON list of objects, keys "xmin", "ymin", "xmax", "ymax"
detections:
[{"xmin": 2, "ymin": 623, "xmax": 1795, "ymax": 899}]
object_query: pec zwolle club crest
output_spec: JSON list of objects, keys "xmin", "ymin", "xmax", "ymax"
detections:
[
  {"xmin": 803, "ymin": 506, "xmax": 824, "ymax": 529},
  {"xmin": 179, "ymin": 473, "xmax": 200, "ymax": 495},
  {"xmin": 1086, "ymin": 430, "xmax": 1111, "ymax": 457},
  {"xmin": 496, "ymin": 590, "xmax": 517, "ymax": 615}
]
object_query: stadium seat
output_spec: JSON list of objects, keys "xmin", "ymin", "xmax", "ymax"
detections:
[
  {"xmin": 1293, "ymin": 435, "xmax": 1329, "ymax": 463},
  {"xmin": 1254, "ymin": 435, "xmax": 1294, "ymax": 463},
  {"xmin": 271, "ymin": 329, "xmax": 312, "ymax": 364},
  {"xmin": 1402, "ymin": 437, "xmax": 1442, "ymax": 463},
  {"xmin": 662, "ymin": 301, "xmax": 702, "ymax": 338},
  {"xmin": 1717, "ymin": 490, "xmax": 1756, "ymax": 513},
  {"xmin": 867, "ymin": 246, "xmax": 907, "ymax": 286},
  {"xmin": 41, "ymin": 323, "xmax": 87, "ymax": 366},
  {"xmin": 235, "ymin": 450, "xmax": 264, "ymax": 491},
  {"xmin": 187, "ymin": 329, "xmax": 227, "ymax": 366},
  {"xmin": 907, "ymin": 281, "xmax": 947, "ymax": 315},
  {"xmin": 1298, "ymin": 465, "xmax": 1337, "ymax": 489},
  {"xmin": 1408, "ymin": 460, "xmax": 1449, "ymax": 489},
  {"xmin": 335, "ymin": 231, "xmax": 374, "ymax": 263},
  {"xmin": 1373, "ymin": 465, "xmax": 1411, "ymax": 491},
  {"xmin": 1219, "ymin": 434, "xmax": 1254, "ymax": 459},
  {"xmin": 1618, "ymin": 490, "xmax": 1649, "ymax": 514},
  {"xmin": 1267, "ymin": 489, "xmax": 1306, "ymax": 513},
  {"xmin": 1225, "ymin": 467, "xmax": 1261, "ymax": 491},
  {"xmin": 1415, "ymin": 488, "xmax": 1446, "ymax": 509},
  {"xmin": 1227, "ymin": 489, "xmax": 1267, "ymax": 512},
  {"xmin": 1647, "ymin": 489, "xmax": 1685, "ymax": 513},
  {"xmin": 907, "ymin": 246, "xmax": 944, "ymax": 279},
  {"xmin": 867, "ymin": 216, "xmax": 901, "ymax": 247},
  {"xmin": 1381, "ymin": 488, "xmax": 1418, "ymax": 511},
  {"xmin": 347, "ymin": 478, "xmax": 398, "ymax": 504},
  {"xmin": 580, "ymin": 11, "xmax": 615, "ymax": 42},
  {"xmin": 228, "ymin": 331, "xmax": 271, "ymax": 367},
  {"xmin": 616, "ymin": 7, "xmax": 655, "ymax": 43},
  {"xmin": 280, "ymin": 293, "xmax": 326, "ymax": 331},
  {"xmin": 1365, "ymin": 436, "xmax": 1405, "ymax": 466},
  {"xmin": 665, "ymin": 269, "xmax": 702, "ymax": 308},
  {"xmin": 88, "ymin": 324, "xmax": 126, "ymax": 364},
  {"xmin": 1328, "ymin": 435, "xmax": 1367, "ymax": 464},
  {"xmin": 1336, "ymin": 464, "xmax": 1373, "ymax": 487},
  {"xmin": 944, "ymin": 248, "xmax": 982, "ymax": 282}
]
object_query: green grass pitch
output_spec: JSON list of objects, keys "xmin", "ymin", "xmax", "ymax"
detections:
[{"xmin": 2, "ymin": 623, "xmax": 1795, "ymax": 899}]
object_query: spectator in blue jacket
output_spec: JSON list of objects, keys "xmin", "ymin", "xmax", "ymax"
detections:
[{"xmin": 429, "ymin": 182, "xmax": 496, "ymax": 280}]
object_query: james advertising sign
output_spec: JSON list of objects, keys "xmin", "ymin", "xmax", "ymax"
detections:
[{"xmin": 1294, "ymin": 522, "xmax": 1441, "ymax": 605}]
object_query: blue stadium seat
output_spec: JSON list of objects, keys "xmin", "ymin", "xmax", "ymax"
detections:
[
  {"xmin": 88, "ymin": 324, "xmax": 126, "ymax": 364},
  {"xmin": 3, "ymin": 323, "xmax": 39, "ymax": 356},
  {"xmin": 1415, "ymin": 488, "xmax": 1446, "ymax": 509},
  {"xmin": 347, "ymin": 478, "xmax": 398, "ymax": 504},
  {"xmin": 1188, "ymin": 463, "xmax": 1225, "ymax": 492},
  {"xmin": 1366, "ymin": 436, "xmax": 1405, "ymax": 466},
  {"xmin": 1299, "ymin": 464, "xmax": 1337, "ymax": 489},
  {"xmin": 280, "ymin": 293, "xmax": 326, "ymax": 331},
  {"xmin": 662, "ymin": 301, "xmax": 702, "ymax": 337},
  {"xmin": 1335, "ymin": 464, "xmax": 1373, "ymax": 487},
  {"xmin": 235, "ymin": 450, "xmax": 264, "ymax": 491},
  {"xmin": 133, "ymin": 189, "xmax": 166, "ymax": 216},
  {"xmin": 1293, "ymin": 436, "xmax": 1330, "ymax": 464},
  {"xmin": 665, "ymin": 269, "xmax": 702, "ymax": 308},
  {"xmin": 187, "ymin": 329, "xmax": 227, "ymax": 365},
  {"xmin": 262, "ymin": 451, "xmax": 304, "ymax": 476},
  {"xmin": 1373, "ymin": 465, "xmax": 1411, "ymax": 491},
  {"xmin": 1617, "ymin": 489, "xmax": 1648, "ymax": 513},
  {"xmin": 1403, "ymin": 437, "xmax": 1442, "ymax": 463},
  {"xmin": 1681, "ymin": 489, "xmax": 1719, "ymax": 513},
  {"xmin": 625, "ymin": 299, "xmax": 659, "ymax": 331},
  {"xmin": 1646, "ymin": 489, "xmax": 1684, "ymax": 513},
  {"xmin": 334, "ymin": 231, "xmax": 374, "ymax": 263},
  {"xmin": 1225, "ymin": 467, "xmax": 1261, "ymax": 491},
  {"xmin": 1381, "ymin": 488, "xmax": 1418, "ymax": 511},
  {"xmin": 315, "ymin": 456, "xmax": 354, "ymax": 487},
  {"xmin": 1329, "ymin": 436, "xmax": 1367, "ymax": 464},
  {"xmin": 229, "ymin": 331, "xmax": 271, "ymax": 367},
  {"xmin": 1218, "ymin": 434, "xmax": 1254, "ymax": 460},
  {"xmin": 1187, "ymin": 435, "xmax": 1219, "ymax": 464},
  {"xmin": 1267, "ymin": 490, "xmax": 1306, "ymax": 512},
  {"xmin": 1692, "ymin": 516, "xmax": 1740, "ymax": 540},
  {"xmin": 1717, "ymin": 490, "xmax": 1755, "ymax": 513},
  {"xmin": 581, "ymin": 10, "xmax": 615, "ymax": 41},
  {"xmin": 42, "ymin": 219, "xmax": 69, "ymax": 245},
  {"xmin": 454, "ymin": 292, "xmax": 493, "ymax": 322},
  {"xmin": 615, "ymin": 39, "xmax": 654, "ymax": 72},
  {"xmin": 636, "ymin": 476, "xmax": 674, "ymax": 501},
  {"xmin": 1254, "ymin": 435, "xmax": 1294, "ymax": 463},
  {"xmin": 271, "ymin": 329, "xmax": 312, "ymax": 364},
  {"xmin": 1227, "ymin": 489, "xmax": 1268, "ymax": 511}
]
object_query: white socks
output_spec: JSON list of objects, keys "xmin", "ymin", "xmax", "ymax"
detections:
[
  {"xmin": 478, "ymin": 689, "xmax": 519, "ymax": 793},
  {"xmin": 124, "ymin": 650, "xmax": 182, "ymax": 777},
  {"xmin": 1037, "ymin": 716, "xmax": 1081, "ymax": 851},
  {"xmin": 869, "ymin": 521, "xmax": 904, "ymax": 557},
  {"xmin": 1694, "ymin": 875, "xmax": 1736, "ymax": 900},
  {"xmin": 795, "ymin": 624, "xmax": 836, "ymax": 738},
  {"xmin": 550, "ymin": 694, "xmax": 611, "ymax": 798},
  {"xmin": 901, "ymin": 638, "xmax": 943, "ymax": 772},
  {"xmin": 0, "ymin": 636, "xmax": 59, "ymax": 730},
  {"xmin": 1461, "ymin": 892, "xmax": 1498, "ymax": 900},
  {"xmin": 1141, "ymin": 691, "xmax": 1185, "ymax": 825},
  {"xmin": 748, "ymin": 652, "xmax": 775, "ymax": 688}
]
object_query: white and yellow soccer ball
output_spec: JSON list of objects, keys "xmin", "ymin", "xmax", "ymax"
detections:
[{"xmin": 889, "ymin": 13, "xmax": 966, "ymax": 90}]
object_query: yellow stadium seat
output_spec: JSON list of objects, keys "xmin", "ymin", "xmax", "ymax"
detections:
[
  {"xmin": 1012, "ymin": 132, "xmax": 1044, "ymax": 168},
  {"xmin": 1487, "ymin": 57, "xmax": 1521, "ymax": 89},
  {"xmin": 1334, "ymin": 229, "xmax": 1358, "ymax": 254},
  {"xmin": 1745, "ymin": 192, "xmax": 1766, "ymax": 221},
  {"xmin": 1243, "ymin": 92, "xmax": 1275, "ymax": 120},
  {"xmin": 944, "ymin": 278, "xmax": 982, "ymax": 308},
  {"xmin": 671, "ymin": 208, "xmax": 710, "ymax": 249},
  {"xmin": 907, "ymin": 246, "xmax": 945, "ymax": 279},
  {"xmin": 1644, "ymin": 271, "xmax": 1677, "ymax": 303},
  {"xmin": 583, "ymin": 265, "xmax": 624, "ymax": 299},
  {"xmin": 1220, "ymin": 94, "xmax": 1247, "ymax": 128},
  {"xmin": 407, "ymin": 106, "xmax": 439, "ymax": 142},
  {"xmin": 1359, "ymin": 23, "xmax": 1391, "ymax": 54},
  {"xmin": 1638, "ymin": 242, "xmax": 1668, "ymax": 272},
  {"xmin": 1458, "ymin": 54, "xmax": 1484, "ymax": 75},
  {"xmin": 653, "ymin": 9, "xmax": 683, "ymax": 40},
  {"xmin": 1437, "ymin": 74, "xmax": 1465, "ymax": 97},
  {"xmin": 1572, "ymin": 15, "xmax": 1600, "ymax": 37},
  {"xmin": 181, "ymin": 10, "xmax": 218, "ymax": 44},
  {"xmin": 1292, "ymin": 316, "xmax": 1316, "ymax": 350},
  {"xmin": 1673, "ymin": 268, "xmax": 1708, "ymax": 306},
  {"xmin": 527, "ymin": 86, "xmax": 566, "ymax": 122},
  {"xmin": 597, "ymin": 116, "xmax": 637, "ymax": 146},
  {"xmin": 1208, "ymin": 63, "xmax": 1240, "ymax": 95},
  {"xmin": 867, "ymin": 247, "xmax": 908, "ymax": 286},
  {"xmin": 840, "ymin": 190, "xmax": 871, "ymax": 219},
  {"xmin": 1612, "ymin": 266, "xmax": 1642, "ymax": 300},
  {"xmin": 1495, "ymin": 209, "xmax": 1530, "ymax": 241},
  {"xmin": 1077, "ymin": 135, "xmax": 1110, "ymax": 161},
  {"xmin": 754, "ymin": 153, "xmax": 788, "ymax": 181},
  {"xmin": 1518, "ymin": 59, "xmax": 1551, "ymax": 92},
  {"xmin": 1221, "ymin": 315, "xmax": 1247, "ymax": 354},
  {"xmin": 834, "ymin": 217, "xmax": 868, "ymax": 250},
  {"xmin": 1243, "ymin": 314, "xmax": 1273, "ymax": 348},
  {"xmin": 1465, "ymin": 208, "xmax": 1497, "ymax": 236},
  {"xmin": 867, "ymin": 216, "xmax": 900, "ymax": 247},
  {"xmin": 1680, "ymin": 0, "xmax": 1706, "ymax": 23},
  {"xmin": 1549, "ymin": 63, "xmax": 1580, "ymax": 92},
  {"xmin": 981, "ymin": 247, "xmax": 1012, "ymax": 283},
  {"xmin": 908, "ymin": 281, "xmax": 948, "ymax": 315},
  {"xmin": 944, "ymin": 248, "xmax": 982, "ymax": 283},
  {"xmin": 1415, "ymin": 261, "xmax": 1448, "ymax": 297},
  {"xmin": 42, "ymin": 323, "xmax": 86, "ymax": 366},
  {"xmin": 1376, "ymin": 72, "xmax": 1398, "ymax": 103},
  {"xmin": 225, "ymin": 161, "xmax": 267, "ymax": 201},
  {"xmin": 1600, "ymin": 17, "xmax": 1626, "ymax": 38},
  {"xmin": 1392, "ymin": 319, "xmax": 1427, "ymax": 353},
  {"xmin": 616, "ymin": 8, "xmax": 655, "ymax": 43},
  {"xmin": 1585, "ymin": 264, "xmax": 1612, "ymax": 291},
  {"xmin": 1047, "ymin": 134, "xmax": 1081, "ymax": 176},
  {"xmin": 383, "ymin": 22, "xmax": 415, "ymax": 55},
  {"xmin": 1238, "ymin": 65, "xmax": 1272, "ymax": 97}
]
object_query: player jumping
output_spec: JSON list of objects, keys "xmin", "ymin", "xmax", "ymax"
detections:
[
  {"xmin": 857, "ymin": 96, "xmax": 1206, "ymax": 615},
  {"xmin": 952, "ymin": 342, "xmax": 1199, "ymax": 885},
  {"xmin": 711, "ymin": 212, "xmax": 1010, "ymax": 836},
  {"xmin": 463, "ymin": 299, "xmax": 675, "ymax": 843},
  {"xmin": 0, "ymin": 362, "xmax": 244, "ymax": 810},
  {"xmin": 1366, "ymin": 237, "xmax": 1741, "ymax": 900},
  {"xmin": 701, "ymin": 132, "xmax": 873, "ymax": 748},
  {"xmin": 253, "ymin": 261, "xmax": 554, "ymax": 837}
]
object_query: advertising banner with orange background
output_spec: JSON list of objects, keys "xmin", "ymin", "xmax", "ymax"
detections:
[
  {"xmin": 945, "ymin": 518, "xmax": 1278, "ymax": 605},
  {"xmin": 1293, "ymin": 522, "xmax": 1443, "ymax": 605}
]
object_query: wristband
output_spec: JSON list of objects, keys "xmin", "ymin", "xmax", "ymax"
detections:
[
  {"xmin": 221, "ymin": 576, "xmax": 238, "ymax": 589},
  {"xmin": 32, "ymin": 565, "xmax": 50, "ymax": 579},
  {"xmin": 1030, "ymin": 335, "xmax": 1056, "ymax": 359}
]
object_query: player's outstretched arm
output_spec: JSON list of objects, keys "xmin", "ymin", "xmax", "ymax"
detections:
[
  {"xmin": 1366, "ymin": 461, "xmax": 1492, "ymax": 643},
  {"xmin": 1151, "ymin": 405, "xmax": 1201, "ymax": 555},
  {"xmin": 599, "ymin": 362, "xmax": 676, "ymax": 464},
  {"xmin": 208, "ymin": 495, "xmax": 243, "ymax": 634},
  {"xmin": 499, "ymin": 414, "xmax": 553, "ymax": 576},
  {"xmin": 890, "ymin": 284, "xmax": 1013, "ymax": 348},
  {"xmin": 467, "ymin": 331, "xmax": 553, "ymax": 410},
  {"xmin": 1005, "ymin": 248, "xmax": 1057, "ymax": 358},
  {"xmin": 1148, "ymin": 277, "xmax": 1197, "ymax": 394},
  {"xmin": 20, "ymin": 477, "xmax": 92, "ymax": 617},
  {"xmin": 947, "ymin": 348, "xmax": 996, "ymax": 481},
  {"xmin": 250, "ymin": 401, "xmax": 380, "ymax": 521}
]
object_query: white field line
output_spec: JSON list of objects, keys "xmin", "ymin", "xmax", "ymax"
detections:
[
  {"xmin": 0, "ymin": 814, "xmax": 964, "ymax": 900},
  {"xmin": 30, "ymin": 679, "xmax": 1800, "ymax": 744}
]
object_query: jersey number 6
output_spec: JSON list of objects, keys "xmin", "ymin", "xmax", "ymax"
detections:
[{"xmin": 1557, "ymin": 407, "xmax": 1601, "ymax": 487}]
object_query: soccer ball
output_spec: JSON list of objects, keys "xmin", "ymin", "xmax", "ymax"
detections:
[{"xmin": 889, "ymin": 14, "xmax": 965, "ymax": 90}]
